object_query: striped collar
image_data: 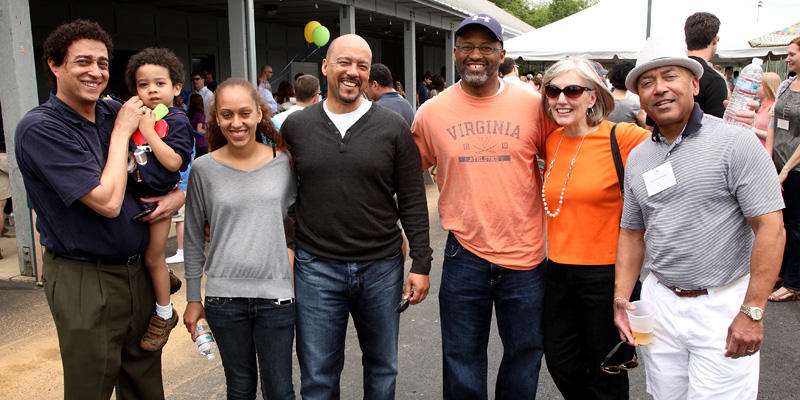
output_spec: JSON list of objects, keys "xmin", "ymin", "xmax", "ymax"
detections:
[{"xmin": 651, "ymin": 103, "xmax": 704, "ymax": 142}]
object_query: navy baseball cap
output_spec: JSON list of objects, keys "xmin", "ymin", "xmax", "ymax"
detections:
[
  {"xmin": 456, "ymin": 14, "xmax": 504, "ymax": 44},
  {"xmin": 593, "ymin": 61, "xmax": 608, "ymax": 77}
]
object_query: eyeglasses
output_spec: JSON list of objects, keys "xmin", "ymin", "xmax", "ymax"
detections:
[
  {"xmin": 544, "ymin": 84, "xmax": 594, "ymax": 99},
  {"xmin": 455, "ymin": 44, "xmax": 502, "ymax": 55},
  {"xmin": 192, "ymin": 77, "xmax": 203, "ymax": 81},
  {"xmin": 600, "ymin": 340, "xmax": 639, "ymax": 374}
]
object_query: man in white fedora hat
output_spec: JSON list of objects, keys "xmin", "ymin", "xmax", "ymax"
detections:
[{"xmin": 612, "ymin": 37, "xmax": 785, "ymax": 399}]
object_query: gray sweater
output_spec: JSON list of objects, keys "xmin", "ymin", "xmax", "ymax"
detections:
[{"xmin": 184, "ymin": 152, "xmax": 297, "ymax": 302}]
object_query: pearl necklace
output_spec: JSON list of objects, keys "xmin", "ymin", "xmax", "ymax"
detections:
[{"xmin": 542, "ymin": 132, "xmax": 588, "ymax": 218}]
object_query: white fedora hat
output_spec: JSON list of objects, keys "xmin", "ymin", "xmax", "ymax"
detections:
[{"xmin": 626, "ymin": 37, "xmax": 704, "ymax": 94}]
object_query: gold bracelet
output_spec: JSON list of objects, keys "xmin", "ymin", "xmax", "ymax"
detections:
[{"xmin": 613, "ymin": 296, "xmax": 627, "ymax": 306}]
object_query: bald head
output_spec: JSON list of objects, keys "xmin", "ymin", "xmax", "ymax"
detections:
[
  {"xmin": 259, "ymin": 64, "xmax": 273, "ymax": 83},
  {"xmin": 322, "ymin": 34, "xmax": 372, "ymax": 113},
  {"xmin": 326, "ymin": 34, "xmax": 372, "ymax": 60}
]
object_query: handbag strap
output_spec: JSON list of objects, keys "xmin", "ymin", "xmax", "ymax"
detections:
[{"xmin": 610, "ymin": 123, "xmax": 624, "ymax": 198}]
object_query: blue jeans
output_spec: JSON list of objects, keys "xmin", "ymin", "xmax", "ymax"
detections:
[
  {"xmin": 439, "ymin": 233, "xmax": 546, "ymax": 400},
  {"xmin": 294, "ymin": 247, "xmax": 404, "ymax": 400},
  {"xmin": 204, "ymin": 297, "xmax": 295, "ymax": 400}
]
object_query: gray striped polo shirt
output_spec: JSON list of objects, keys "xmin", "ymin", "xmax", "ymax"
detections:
[{"xmin": 621, "ymin": 105, "xmax": 784, "ymax": 289}]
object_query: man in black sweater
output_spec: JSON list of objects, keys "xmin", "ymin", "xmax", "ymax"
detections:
[
  {"xmin": 280, "ymin": 34, "xmax": 432, "ymax": 400},
  {"xmin": 685, "ymin": 12, "xmax": 728, "ymax": 118}
]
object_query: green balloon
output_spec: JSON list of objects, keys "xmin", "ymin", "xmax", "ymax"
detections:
[{"xmin": 312, "ymin": 26, "xmax": 330, "ymax": 47}]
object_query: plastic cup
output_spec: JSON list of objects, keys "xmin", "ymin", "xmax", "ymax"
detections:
[{"xmin": 626, "ymin": 300, "xmax": 655, "ymax": 345}]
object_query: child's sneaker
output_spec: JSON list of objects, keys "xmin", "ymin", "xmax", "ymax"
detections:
[
  {"xmin": 140, "ymin": 308, "xmax": 179, "ymax": 352},
  {"xmin": 168, "ymin": 270, "xmax": 182, "ymax": 294},
  {"xmin": 165, "ymin": 252, "xmax": 184, "ymax": 264}
]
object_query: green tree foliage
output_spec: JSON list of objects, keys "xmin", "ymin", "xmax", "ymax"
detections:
[{"xmin": 490, "ymin": 0, "xmax": 598, "ymax": 28}]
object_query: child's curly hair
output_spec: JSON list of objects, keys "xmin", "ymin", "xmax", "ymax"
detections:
[{"xmin": 124, "ymin": 47, "xmax": 185, "ymax": 94}]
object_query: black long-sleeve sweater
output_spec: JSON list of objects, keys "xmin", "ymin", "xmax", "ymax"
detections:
[{"xmin": 281, "ymin": 101, "xmax": 433, "ymax": 274}]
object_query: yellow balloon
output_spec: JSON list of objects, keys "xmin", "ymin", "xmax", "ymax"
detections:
[{"xmin": 304, "ymin": 21, "xmax": 321, "ymax": 43}]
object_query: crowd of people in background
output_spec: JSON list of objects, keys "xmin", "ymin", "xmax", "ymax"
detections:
[{"xmin": 7, "ymin": 7, "xmax": 800, "ymax": 400}]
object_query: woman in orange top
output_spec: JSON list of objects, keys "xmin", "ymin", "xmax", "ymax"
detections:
[{"xmin": 540, "ymin": 57, "xmax": 650, "ymax": 400}]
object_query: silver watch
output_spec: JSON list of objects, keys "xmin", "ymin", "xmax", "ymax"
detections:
[{"xmin": 740, "ymin": 305, "xmax": 764, "ymax": 321}]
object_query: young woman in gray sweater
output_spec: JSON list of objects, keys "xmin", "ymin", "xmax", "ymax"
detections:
[{"xmin": 182, "ymin": 78, "xmax": 297, "ymax": 399}]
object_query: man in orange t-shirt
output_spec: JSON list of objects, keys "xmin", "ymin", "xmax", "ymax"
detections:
[{"xmin": 412, "ymin": 14, "xmax": 557, "ymax": 400}]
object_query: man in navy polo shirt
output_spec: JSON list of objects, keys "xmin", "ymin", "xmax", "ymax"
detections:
[
  {"xmin": 14, "ymin": 20, "xmax": 184, "ymax": 400},
  {"xmin": 366, "ymin": 63, "xmax": 415, "ymax": 126},
  {"xmin": 417, "ymin": 71, "xmax": 432, "ymax": 108}
]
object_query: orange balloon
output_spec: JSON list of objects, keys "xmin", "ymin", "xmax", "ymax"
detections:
[{"xmin": 304, "ymin": 21, "xmax": 321, "ymax": 43}]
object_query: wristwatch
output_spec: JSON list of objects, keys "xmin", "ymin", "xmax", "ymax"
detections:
[{"xmin": 740, "ymin": 305, "xmax": 764, "ymax": 321}]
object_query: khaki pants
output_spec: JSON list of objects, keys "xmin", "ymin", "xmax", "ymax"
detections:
[{"xmin": 42, "ymin": 250, "xmax": 164, "ymax": 400}]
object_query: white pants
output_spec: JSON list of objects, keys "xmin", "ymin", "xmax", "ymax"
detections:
[{"xmin": 640, "ymin": 273, "xmax": 759, "ymax": 400}]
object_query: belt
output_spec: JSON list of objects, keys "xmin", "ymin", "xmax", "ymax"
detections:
[
  {"xmin": 50, "ymin": 250, "xmax": 142, "ymax": 266},
  {"xmin": 662, "ymin": 274, "xmax": 749, "ymax": 298},
  {"xmin": 666, "ymin": 286, "xmax": 708, "ymax": 297},
  {"xmin": 271, "ymin": 298, "xmax": 294, "ymax": 305}
]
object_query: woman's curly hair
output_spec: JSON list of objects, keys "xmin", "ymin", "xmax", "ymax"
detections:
[{"xmin": 206, "ymin": 78, "xmax": 287, "ymax": 155}]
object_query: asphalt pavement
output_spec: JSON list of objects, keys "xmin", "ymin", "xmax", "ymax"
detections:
[{"xmin": 1, "ymin": 184, "xmax": 799, "ymax": 399}]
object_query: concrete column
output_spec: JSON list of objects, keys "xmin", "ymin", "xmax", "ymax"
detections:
[
  {"xmin": 404, "ymin": 20, "xmax": 416, "ymax": 111},
  {"xmin": 0, "ymin": 0, "xmax": 39, "ymax": 277},
  {"xmin": 228, "ymin": 0, "xmax": 258, "ymax": 83},
  {"xmin": 340, "ymin": 4, "xmax": 356, "ymax": 35},
  {"xmin": 445, "ymin": 31, "xmax": 455, "ymax": 86}
]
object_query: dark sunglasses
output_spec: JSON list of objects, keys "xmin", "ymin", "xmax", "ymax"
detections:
[
  {"xmin": 544, "ymin": 84, "xmax": 593, "ymax": 99},
  {"xmin": 600, "ymin": 340, "xmax": 638, "ymax": 374},
  {"xmin": 192, "ymin": 77, "xmax": 203, "ymax": 81}
]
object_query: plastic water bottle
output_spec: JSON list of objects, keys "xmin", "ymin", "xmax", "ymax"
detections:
[
  {"xmin": 194, "ymin": 318, "xmax": 217, "ymax": 361},
  {"xmin": 723, "ymin": 58, "xmax": 764, "ymax": 124}
]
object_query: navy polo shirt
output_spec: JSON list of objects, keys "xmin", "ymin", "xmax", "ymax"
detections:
[
  {"xmin": 376, "ymin": 92, "xmax": 415, "ymax": 127},
  {"xmin": 127, "ymin": 107, "xmax": 194, "ymax": 196},
  {"xmin": 15, "ymin": 92, "xmax": 149, "ymax": 258}
]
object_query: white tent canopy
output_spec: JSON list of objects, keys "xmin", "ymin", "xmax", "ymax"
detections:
[{"xmin": 505, "ymin": 0, "xmax": 800, "ymax": 62}]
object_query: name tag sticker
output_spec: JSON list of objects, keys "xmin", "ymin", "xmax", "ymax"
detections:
[
  {"xmin": 643, "ymin": 161, "xmax": 677, "ymax": 197},
  {"xmin": 778, "ymin": 118, "xmax": 789, "ymax": 130}
]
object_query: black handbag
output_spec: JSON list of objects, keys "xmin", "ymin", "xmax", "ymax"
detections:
[
  {"xmin": 610, "ymin": 122, "xmax": 642, "ymax": 301},
  {"xmin": 610, "ymin": 123, "xmax": 624, "ymax": 199}
]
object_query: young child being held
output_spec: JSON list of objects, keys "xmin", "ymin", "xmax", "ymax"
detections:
[{"xmin": 124, "ymin": 47, "xmax": 194, "ymax": 351}]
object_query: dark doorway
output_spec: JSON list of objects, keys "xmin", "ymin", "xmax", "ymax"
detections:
[
  {"xmin": 108, "ymin": 50, "xmax": 137, "ymax": 99},
  {"xmin": 191, "ymin": 54, "xmax": 216, "ymax": 81}
]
